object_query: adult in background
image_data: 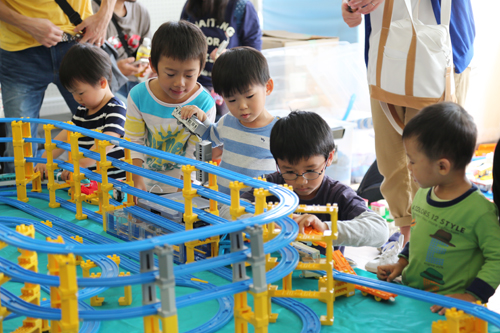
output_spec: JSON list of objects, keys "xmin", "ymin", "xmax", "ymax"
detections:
[
  {"xmin": 0, "ymin": 0, "xmax": 116, "ymax": 173},
  {"xmin": 181, "ymin": 0, "xmax": 262, "ymax": 121},
  {"xmin": 92, "ymin": 0, "xmax": 151, "ymax": 105},
  {"xmin": 341, "ymin": 0, "xmax": 475, "ymax": 244}
]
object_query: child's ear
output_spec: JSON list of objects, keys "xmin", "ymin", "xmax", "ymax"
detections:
[
  {"xmin": 149, "ymin": 58, "xmax": 157, "ymax": 75},
  {"xmin": 326, "ymin": 150, "xmax": 335, "ymax": 167},
  {"xmin": 265, "ymin": 78, "xmax": 274, "ymax": 96},
  {"xmin": 100, "ymin": 77, "xmax": 107, "ymax": 89},
  {"xmin": 437, "ymin": 158, "xmax": 451, "ymax": 175}
]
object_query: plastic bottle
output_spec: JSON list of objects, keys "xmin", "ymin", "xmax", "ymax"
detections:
[{"xmin": 135, "ymin": 37, "xmax": 151, "ymax": 78}]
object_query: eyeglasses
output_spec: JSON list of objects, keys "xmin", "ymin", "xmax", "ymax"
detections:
[{"xmin": 278, "ymin": 162, "xmax": 327, "ymax": 181}]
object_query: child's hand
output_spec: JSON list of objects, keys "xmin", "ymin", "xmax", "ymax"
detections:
[
  {"xmin": 60, "ymin": 170, "xmax": 72, "ymax": 182},
  {"xmin": 34, "ymin": 163, "xmax": 48, "ymax": 180},
  {"xmin": 293, "ymin": 214, "xmax": 329, "ymax": 234},
  {"xmin": 133, "ymin": 175, "xmax": 147, "ymax": 204},
  {"xmin": 377, "ymin": 259, "xmax": 407, "ymax": 282},
  {"xmin": 180, "ymin": 105, "xmax": 207, "ymax": 122},
  {"xmin": 430, "ymin": 293, "xmax": 478, "ymax": 315}
]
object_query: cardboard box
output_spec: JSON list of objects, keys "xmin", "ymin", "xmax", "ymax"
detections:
[{"xmin": 262, "ymin": 30, "xmax": 339, "ymax": 49}]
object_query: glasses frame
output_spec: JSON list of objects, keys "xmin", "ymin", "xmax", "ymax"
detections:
[{"xmin": 277, "ymin": 161, "xmax": 328, "ymax": 181}]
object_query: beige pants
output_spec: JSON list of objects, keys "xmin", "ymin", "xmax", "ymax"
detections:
[{"xmin": 371, "ymin": 67, "xmax": 471, "ymax": 227}]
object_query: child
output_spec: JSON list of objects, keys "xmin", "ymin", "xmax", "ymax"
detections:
[
  {"xmin": 124, "ymin": 21, "xmax": 216, "ymax": 194},
  {"xmin": 222, "ymin": 111, "xmax": 388, "ymax": 252},
  {"xmin": 180, "ymin": 0, "xmax": 262, "ymax": 119},
  {"xmin": 34, "ymin": 43, "xmax": 126, "ymax": 181},
  {"xmin": 493, "ymin": 138, "xmax": 499, "ymax": 209},
  {"xmin": 180, "ymin": 46, "xmax": 278, "ymax": 195},
  {"xmin": 377, "ymin": 102, "xmax": 500, "ymax": 315}
]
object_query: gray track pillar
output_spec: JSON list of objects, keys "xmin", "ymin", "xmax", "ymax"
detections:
[
  {"xmin": 246, "ymin": 225, "xmax": 267, "ymax": 293},
  {"xmin": 140, "ymin": 249, "xmax": 158, "ymax": 305},
  {"xmin": 230, "ymin": 231, "xmax": 248, "ymax": 282},
  {"xmin": 155, "ymin": 245, "xmax": 177, "ymax": 318}
]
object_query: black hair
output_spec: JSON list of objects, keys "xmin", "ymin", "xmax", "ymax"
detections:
[
  {"xmin": 402, "ymin": 102, "xmax": 477, "ymax": 170},
  {"xmin": 185, "ymin": 0, "xmax": 229, "ymax": 25},
  {"xmin": 150, "ymin": 20, "xmax": 207, "ymax": 73},
  {"xmin": 212, "ymin": 46, "xmax": 270, "ymax": 98},
  {"xmin": 270, "ymin": 111, "xmax": 335, "ymax": 164},
  {"xmin": 59, "ymin": 43, "xmax": 112, "ymax": 90}
]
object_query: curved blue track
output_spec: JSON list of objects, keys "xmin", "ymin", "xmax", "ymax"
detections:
[{"xmin": 1, "ymin": 117, "xmax": 500, "ymax": 331}]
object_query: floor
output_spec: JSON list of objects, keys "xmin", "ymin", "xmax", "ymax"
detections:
[{"xmin": 344, "ymin": 244, "xmax": 500, "ymax": 314}]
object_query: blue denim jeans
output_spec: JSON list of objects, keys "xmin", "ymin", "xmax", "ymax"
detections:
[
  {"xmin": 0, "ymin": 42, "xmax": 80, "ymax": 173},
  {"xmin": 115, "ymin": 80, "xmax": 140, "ymax": 106}
]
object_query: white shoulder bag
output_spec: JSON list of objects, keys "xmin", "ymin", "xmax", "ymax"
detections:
[{"xmin": 367, "ymin": 0, "xmax": 454, "ymax": 134}]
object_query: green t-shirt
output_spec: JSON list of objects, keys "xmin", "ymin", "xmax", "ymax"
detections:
[{"xmin": 402, "ymin": 187, "xmax": 500, "ymax": 298}]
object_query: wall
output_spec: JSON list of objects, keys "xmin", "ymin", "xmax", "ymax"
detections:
[
  {"xmin": 466, "ymin": 0, "xmax": 500, "ymax": 144},
  {"xmin": 37, "ymin": 0, "xmax": 500, "ymax": 147}
]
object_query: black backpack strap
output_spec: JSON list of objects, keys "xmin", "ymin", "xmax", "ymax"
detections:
[
  {"xmin": 54, "ymin": 0, "xmax": 83, "ymax": 26},
  {"xmin": 94, "ymin": 0, "xmax": 132, "ymax": 58}
]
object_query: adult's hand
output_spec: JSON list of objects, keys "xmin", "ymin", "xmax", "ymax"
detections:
[
  {"xmin": 117, "ymin": 57, "xmax": 148, "ymax": 76},
  {"xmin": 74, "ymin": 0, "xmax": 116, "ymax": 46},
  {"xmin": 341, "ymin": 1, "xmax": 363, "ymax": 28},
  {"xmin": 25, "ymin": 18, "xmax": 63, "ymax": 47},
  {"xmin": 349, "ymin": 0, "xmax": 384, "ymax": 15}
]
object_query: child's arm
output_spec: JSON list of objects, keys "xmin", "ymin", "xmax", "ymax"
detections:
[
  {"xmin": 34, "ymin": 129, "xmax": 68, "ymax": 179},
  {"xmin": 377, "ymin": 257, "xmax": 408, "ymax": 282}
]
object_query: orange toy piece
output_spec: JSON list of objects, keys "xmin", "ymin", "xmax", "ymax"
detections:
[
  {"xmin": 303, "ymin": 226, "xmax": 327, "ymax": 248},
  {"xmin": 332, "ymin": 250, "xmax": 397, "ymax": 302},
  {"xmin": 475, "ymin": 143, "xmax": 496, "ymax": 157}
]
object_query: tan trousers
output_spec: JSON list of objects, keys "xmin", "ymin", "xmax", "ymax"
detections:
[{"xmin": 371, "ymin": 67, "xmax": 471, "ymax": 227}]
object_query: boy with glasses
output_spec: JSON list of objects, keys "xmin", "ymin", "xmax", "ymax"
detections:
[{"xmin": 239, "ymin": 111, "xmax": 388, "ymax": 253}]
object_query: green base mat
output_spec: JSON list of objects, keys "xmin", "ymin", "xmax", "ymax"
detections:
[{"xmin": 0, "ymin": 187, "xmax": 498, "ymax": 333}]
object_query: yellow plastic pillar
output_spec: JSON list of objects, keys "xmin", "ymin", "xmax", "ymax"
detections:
[
  {"xmin": 182, "ymin": 165, "xmax": 198, "ymax": 225},
  {"xmin": 234, "ymin": 292, "xmax": 251, "ymax": 333},
  {"xmin": 229, "ymin": 181, "xmax": 246, "ymax": 220},
  {"xmin": 143, "ymin": 315, "xmax": 161, "ymax": 333},
  {"xmin": 207, "ymin": 161, "xmax": 219, "ymax": 216},
  {"xmin": 57, "ymin": 252, "xmax": 78, "ymax": 332},
  {"xmin": 96, "ymin": 139, "xmax": 113, "ymax": 232},
  {"xmin": 47, "ymin": 236, "xmax": 79, "ymax": 333},
  {"xmin": 160, "ymin": 316, "xmax": 179, "ymax": 333},
  {"xmin": 21, "ymin": 121, "xmax": 42, "ymax": 193},
  {"xmin": 123, "ymin": 138, "xmax": 135, "ymax": 207},
  {"xmin": 16, "ymin": 225, "xmax": 41, "ymax": 318},
  {"xmin": 182, "ymin": 165, "xmax": 200, "ymax": 263},
  {"xmin": 11, "ymin": 121, "xmax": 29, "ymax": 202},
  {"xmin": 249, "ymin": 290, "xmax": 269, "ymax": 333},
  {"xmin": 69, "ymin": 132, "xmax": 87, "ymax": 220},
  {"xmin": 118, "ymin": 272, "xmax": 132, "ymax": 306},
  {"xmin": 90, "ymin": 272, "xmax": 104, "ymax": 306},
  {"xmin": 43, "ymin": 124, "xmax": 65, "ymax": 208},
  {"xmin": 0, "ymin": 273, "xmax": 8, "ymax": 333}
]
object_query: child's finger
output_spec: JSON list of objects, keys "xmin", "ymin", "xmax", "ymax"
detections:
[{"xmin": 387, "ymin": 270, "xmax": 399, "ymax": 282}]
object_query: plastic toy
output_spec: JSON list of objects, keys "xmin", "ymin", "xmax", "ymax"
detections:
[
  {"xmin": 333, "ymin": 250, "xmax": 397, "ymax": 302},
  {"xmin": 172, "ymin": 106, "xmax": 209, "ymax": 138},
  {"xmin": 0, "ymin": 117, "xmax": 500, "ymax": 333},
  {"xmin": 432, "ymin": 304, "xmax": 487, "ymax": 333}
]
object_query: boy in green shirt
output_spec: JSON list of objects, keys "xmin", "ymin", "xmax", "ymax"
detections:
[{"xmin": 377, "ymin": 102, "xmax": 500, "ymax": 315}]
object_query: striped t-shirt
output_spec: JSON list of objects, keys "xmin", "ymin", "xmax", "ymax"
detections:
[
  {"xmin": 203, "ymin": 114, "xmax": 278, "ymax": 194},
  {"xmin": 71, "ymin": 97, "xmax": 126, "ymax": 180}
]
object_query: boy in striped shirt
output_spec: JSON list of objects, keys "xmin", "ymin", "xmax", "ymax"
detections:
[
  {"xmin": 180, "ymin": 46, "xmax": 277, "ymax": 194},
  {"xmin": 35, "ymin": 43, "xmax": 126, "ymax": 181}
]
